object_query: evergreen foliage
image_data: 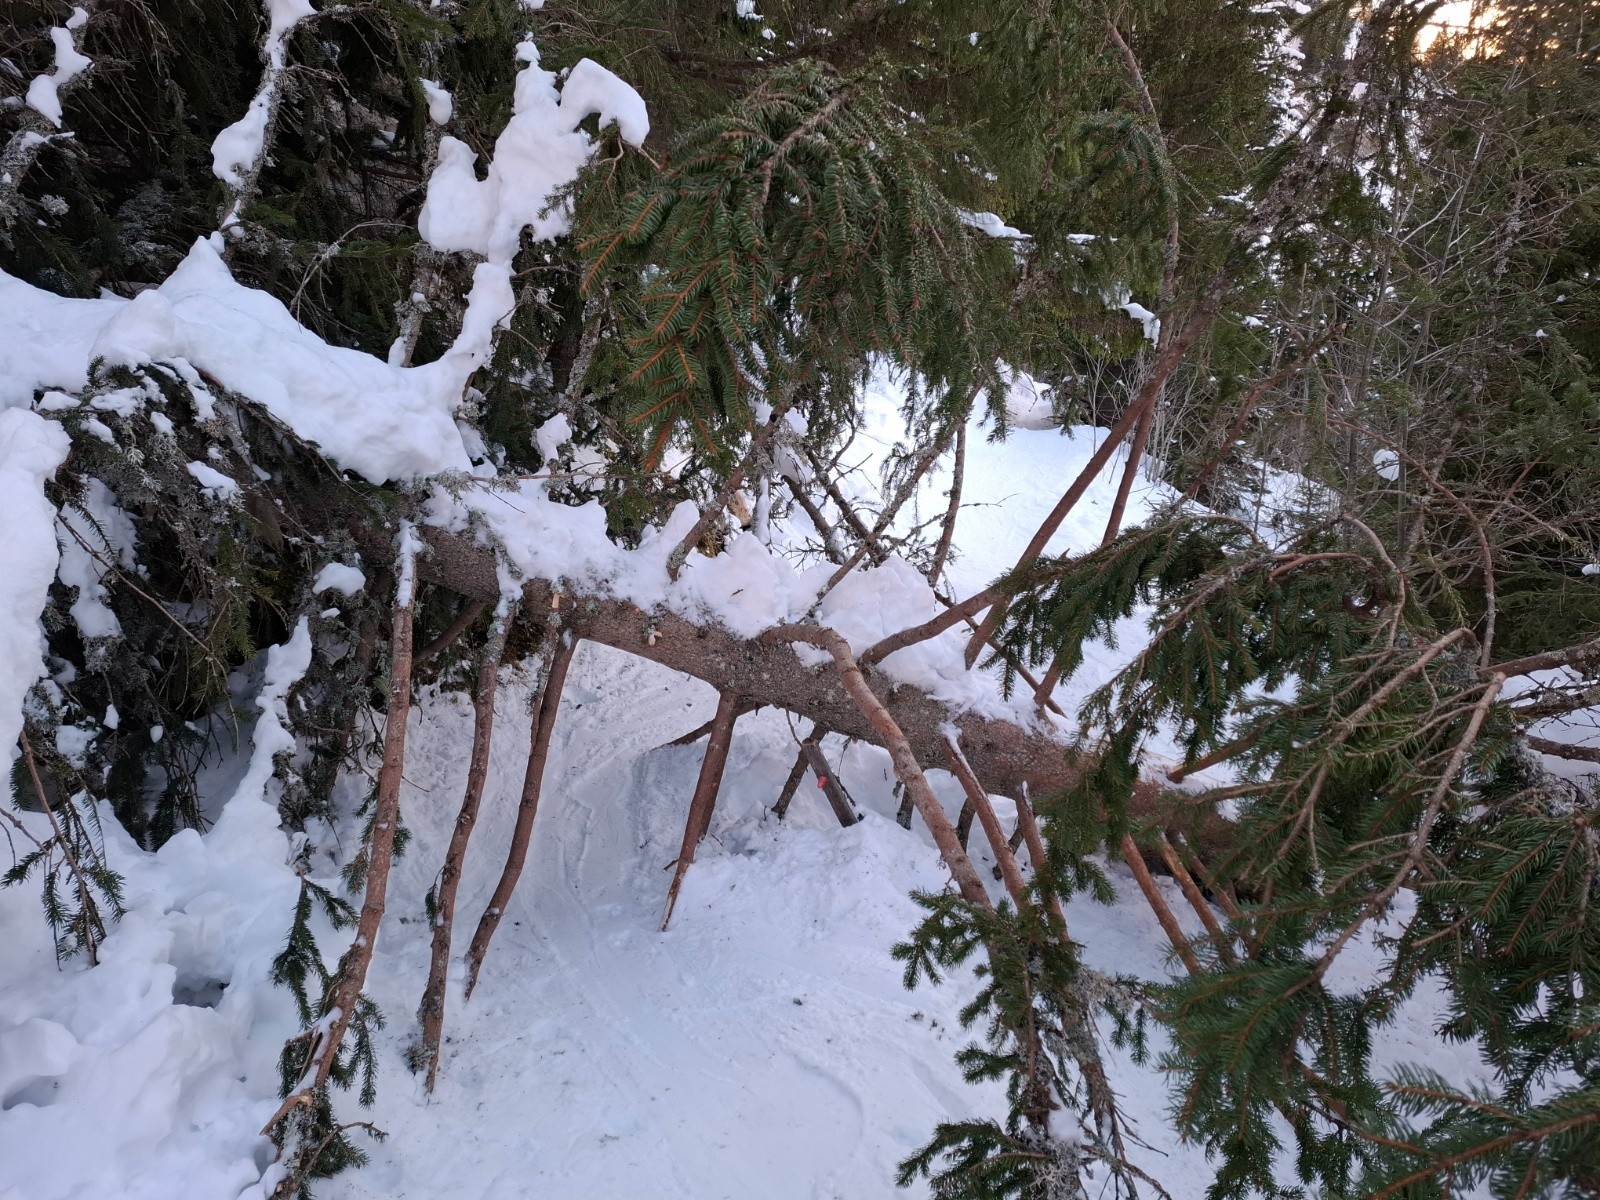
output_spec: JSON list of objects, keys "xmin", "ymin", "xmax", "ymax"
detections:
[{"xmin": 4, "ymin": 0, "xmax": 1598, "ymax": 1196}]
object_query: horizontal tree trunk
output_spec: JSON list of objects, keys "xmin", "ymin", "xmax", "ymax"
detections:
[{"xmin": 414, "ymin": 526, "xmax": 1231, "ymax": 860}]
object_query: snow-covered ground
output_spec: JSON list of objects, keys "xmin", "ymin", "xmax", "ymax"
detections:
[
  {"xmin": 0, "ymin": 390, "xmax": 1491, "ymax": 1200},
  {"xmin": 0, "ymin": 10, "xmax": 1519, "ymax": 1195},
  {"xmin": 316, "ymin": 643, "xmax": 1225, "ymax": 1200}
]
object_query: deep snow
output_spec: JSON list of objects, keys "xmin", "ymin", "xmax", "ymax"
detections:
[
  {"xmin": 0, "ymin": 392, "xmax": 1491, "ymax": 1200},
  {"xmin": 0, "ymin": 12, "xmax": 1498, "ymax": 1194}
]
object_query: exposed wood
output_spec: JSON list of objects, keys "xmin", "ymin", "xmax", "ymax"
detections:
[
  {"xmin": 411, "ymin": 525, "xmax": 1234, "ymax": 861},
  {"xmin": 662, "ymin": 690, "xmax": 743, "ymax": 928},
  {"xmin": 1100, "ymin": 397, "xmax": 1157, "ymax": 547},
  {"xmin": 798, "ymin": 738, "xmax": 859, "ymax": 826},
  {"xmin": 463, "ymin": 633, "xmax": 579, "ymax": 997},
  {"xmin": 761, "ymin": 623, "xmax": 993, "ymax": 909},
  {"xmin": 894, "ymin": 785, "xmax": 915, "ymax": 829},
  {"xmin": 857, "ymin": 585, "xmax": 1000, "ymax": 666},
  {"xmin": 416, "ymin": 600, "xmax": 515, "ymax": 1091},
  {"xmin": 1524, "ymin": 734, "xmax": 1600, "ymax": 763}
]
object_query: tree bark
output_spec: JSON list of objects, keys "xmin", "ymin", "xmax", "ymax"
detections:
[
  {"xmin": 463, "ymin": 633, "xmax": 578, "ymax": 997},
  {"xmin": 771, "ymin": 745, "xmax": 811, "ymax": 819},
  {"xmin": 1119, "ymin": 833, "xmax": 1201, "ymax": 975},
  {"xmin": 412, "ymin": 524, "xmax": 1233, "ymax": 863},
  {"xmin": 942, "ymin": 734, "xmax": 1030, "ymax": 908},
  {"xmin": 264, "ymin": 532, "xmax": 418, "ymax": 1133},
  {"xmin": 661, "ymin": 689, "xmax": 743, "ymax": 928},
  {"xmin": 417, "ymin": 601, "xmax": 515, "ymax": 1091}
]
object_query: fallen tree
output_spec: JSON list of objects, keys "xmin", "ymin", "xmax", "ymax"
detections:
[{"xmin": 410, "ymin": 522, "xmax": 1234, "ymax": 859}]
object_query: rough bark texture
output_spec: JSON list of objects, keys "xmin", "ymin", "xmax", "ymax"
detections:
[
  {"xmin": 417, "ymin": 604, "xmax": 514, "ymax": 1091},
  {"xmin": 661, "ymin": 689, "xmax": 742, "ymax": 929},
  {"xmin": 464, "ymin": 634, "xmax": 578, "ymax": 996},
  {"xmin": 414, "ymin": 525, "xmax": 1229, "ymax": 860}
]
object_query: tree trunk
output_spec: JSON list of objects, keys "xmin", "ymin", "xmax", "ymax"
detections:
[{"xmin": 411, "ymin": 525, "xmax": 1235, "ymax": 862}]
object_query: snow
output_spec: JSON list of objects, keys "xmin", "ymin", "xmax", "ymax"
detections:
[
  {"xmin": 1373, "ymin": 447, "xmax": 1400, "ymax": 481},
  {"xmin": 23, "ymin": 12, "xmax": 92, "ymax": 128},
  {"xmin": 419, "ymin": 44, "xmax": 646, "ymax": 262},
  {"xmin": 1118, "ymin": 299, "xmax": 1161, "ymax": 343},
  {"xmin": 293, "ymin": 644, "xmax": 1478, "ymax": 1200},
  {"xmin": 0, "ymin": 353, "xmax": 1499, "ymax": 1199},
  {"xmin": 998, "ymin": 366, "xmax": 1055, "ymax": 429},
  {"xmin": 419, "ymin": 79, "xmax": 453, "ymax": 125},
  {"xmin": 958, "ymin": 209, "xmax": 1027, "ymax": 240},
  {"xmin": 0, "ymin": 626, "xmax": 312, "ymax": 1200},
  {"xmin": 212, "ymin": 0, "xmax": 316, "ymax": 222},
  {"xmin": 0, "ymin": 237, "xmax": 477, "ymax": 483},
  {"xmin": 0, "ymin": 409, "xmax": 71, "ymax": 797},
  {"xmin": 0, "ymin": 272, "xmax": 125, "ymax": 410},
  {"xmin": 55, "ymin": 499, "xmax": 125, "ymax": 641},
  {"xmin": 312, "ymin": 563, "xmax": 367, "ymax": 597},
  {"xmin": 395, "ymin": 522, "xmax": 422, "ymax": 607},
  {"xmin": 0, "ymin": 22, "xmax": 1511, "ymax": 1193},
  {"xmin": 211, "ymin": 92, "xmax": 272, "ymax": 188},
  {"xmin": 534, "ymin": 411, "xmax": 572, "ymax": 463},
  {"xmin": 186, "ymin": 460, "xmax": 242, "ymax": 500}
]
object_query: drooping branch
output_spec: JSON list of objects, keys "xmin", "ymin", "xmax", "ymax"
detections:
[
  {"xmin": 416, "ymin": 597, "xmax": 516, "ymax": 1091},
  {"xmin": 265, "ymin": 525, "xmax": 420, "ymax": 1130},
  {"xmin": 929, "ymin": 422, "xmax": 966, "ymax": 586},
  {"xmin": 661, "ymin": 688, "xmax": 743, "ymax": 928},
  {"xmin": 463, "ymin": 627, "xmax": 578, "ymax": 997}
]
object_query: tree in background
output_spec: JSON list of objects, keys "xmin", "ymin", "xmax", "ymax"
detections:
[{"xmin": 2, "ymin": 0, "xmax": 1597, "ymax": 1197}]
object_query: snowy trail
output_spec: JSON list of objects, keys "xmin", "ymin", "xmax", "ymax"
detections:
[
  {"xmin": 329, "ymin": 644, "xmax": 1019, "ymax": 1200},
  {"xmin": 319, "ymin": 635, "xmax": 1485, "ymax": 1200}
]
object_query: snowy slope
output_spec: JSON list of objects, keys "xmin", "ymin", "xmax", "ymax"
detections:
[
  {"xmin": 309, "ymin": 647, "xmax": 1232, "ymax": 1200},
  {"xmin": 0, "ymin": 364, "xmax": 1498, "ymax": 1200}
]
